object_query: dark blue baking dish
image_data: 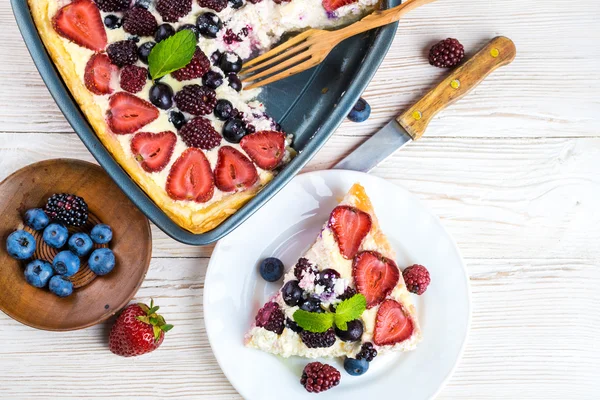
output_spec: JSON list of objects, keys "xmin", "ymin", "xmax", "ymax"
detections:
[{"xmin": 11, "ymin": 0, "xmax": 400, "ymax": 245}]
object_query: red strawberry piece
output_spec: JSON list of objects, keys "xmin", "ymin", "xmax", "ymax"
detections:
[
  {"xmin": 108, "ymin": 299, "xmax": 174, "ymax": 357},
  {"xmin": 52, "ymin": 0, "xmax": 107, "ymax": 51},
  {"xmin": 239, "ymin": 131, "xmax": 286, "ymax": 170},
  {"xmin": 322, "ymin": 0, "xmax": 357, "ymax": 12},
  {"xmin": 84, "ymin": 53, "xmax": 116, "ymax": 95},
  {"xmin": 373, "ymin": 299, "xmax": 413, "ymax": 346},
  {"xmin": 166, "ymin": 148, "xmax": 214, "ymax": 203},
  {"xmin": 353, "ymin": 251, "xmax": 400, "ymax": 309},
  {"xmin": 107, "ymin": 92, "xmax": 159, "ymax": 134},
  {"xmin": 329, "ymin": 205, "xmax": 372, "ymax": 259},
  {"xmin": 214, "ymin": 146, "xmax": 259, "ymax": 192},
  {"xmin": 131, "ymin": 131, "xmax": 177, "ymax": 173}
]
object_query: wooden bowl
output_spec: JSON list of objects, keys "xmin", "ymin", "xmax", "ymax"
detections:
[{"xmin": 0, "ymin": 159, "xmax": 152, "ymax": 331}]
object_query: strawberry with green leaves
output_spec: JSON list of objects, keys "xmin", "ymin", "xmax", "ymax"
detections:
[{"xmin": 109, "ymin": 299, "xmax": 173, "ymax": 357}]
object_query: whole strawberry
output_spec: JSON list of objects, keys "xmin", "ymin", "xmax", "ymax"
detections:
[{"xmin": 109, "ymin": 299, "xmax": 173, "ymax": 357}]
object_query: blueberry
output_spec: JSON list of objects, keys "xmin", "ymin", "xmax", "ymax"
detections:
[
  {"xmin": 197, "ymin": 13, "xmax": 222, "ymax": 39},
  {"xmin": 214, "ymin": 99, "xmax": 234, "ymax": 121},
  {"xmin": 88, "ymin": 248, "xmax": 116, "ymax": 276},
  {"xmin": 343, "ymin": 357, "xmax": 369, "ymax": 376},
  {"xmin": 229, "ymin": 0, "xmax": 244, "ymax": 8},
  {"xmin": 24, "ymin": 260, "xmax": 54, "ymax": 288},
  {"xmin": 53, "ymin": 250, "xmax": 80, "ymax": 277},
  {"xmin": 90, "ymin": 224, "xmax": 113, "ymax": 244},
  {"xmin": 347, "ymin": 97, "xmax": 371, "ymax": 123},
  {"xmin": 227, "ymin": 73, "xmax": 242, "ymax": 92},
  {"xmin": 259, "ymin": 257, "xmax": 284, "ymax": 282},
  {"xmin": 178, "ymin": 24, "xmax": 200, "ymax": 38},
  {"xmin": 211, "ymin": 50, "xmax": 222, "ymax": 65},
  {"xmin": 286, "ymin": 317, "xmax": 302, "ymax": 333},
  {"xmin": 169, "ymin": 111, "xmax": 187, "ymax": 130},
  {"xmin": 299, "ymin": 296, "xmax": 323, "ymax": 313},
  {"xmin": 219, "ymin": 51, "xmax": 243, "ymax": 73},
  {"xmin": 282, "ymin": 280, "xmax": 304, "ymax": 306},
  {"xmin": 316, "ymin": 268, "xmax": 340, "ymax": 293},
  {"xmin": 48, "ymin": 275, "xmax": 74, "ymax": 298},
  {"xmin": 222, "ymin": 118, "xmax": 247, "ymax": 143},
  {"xmin": 149, "ymin": 82, "xmax": 174, "ymax": 110},
  {"xmin": 138, "ymin": 41, "xmax": 156, "ymax": 64},
  {"xmin": 6, "ymin": 230, "xmax": 36, "ymax": 260},
  {"xmin": 24, "ymin": 208, "xmax": 50, "ymax": 231},
  {"xmin": 335, "ymin": 319, "xmax": 364, "ymax": 342},
  {"xmin": 129, "ymin": 36, "xmax": 140, "ymax": 43},
  {"xmin": 155, "ymin": 23, "xmax": 175, "ymax": 42},
  {"xmin": 202, "ymin": 71, "xmax": 224, "ymax": 89},
  {"xmin": 135, "ymin": 0, "xmax": 151, "ymax": 8},
  {"xmin": 104, "ymin": 14, "xmax": 122, "ymax": 30},
  {"xmin": 42, "ymin": 223, "xmax": 68, "ymax": 249},
  {"xmin": 68, "ymin": 233, "xmax": 93, "ymax": 257}
]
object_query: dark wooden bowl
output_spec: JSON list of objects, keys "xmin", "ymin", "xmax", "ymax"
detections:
[{"xmin": 0, "ymin": 159, "xmax": 152, "ymax": 331}]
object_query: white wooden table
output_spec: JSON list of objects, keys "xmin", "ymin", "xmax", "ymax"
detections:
[{"xmin": 1, "ymin": 0, "xmax": 599, "ymax": 398}]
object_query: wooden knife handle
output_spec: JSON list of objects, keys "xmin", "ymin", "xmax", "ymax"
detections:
[{"xmin": 397, "ymin": 36, "xmax": 516, "ymax": 140}]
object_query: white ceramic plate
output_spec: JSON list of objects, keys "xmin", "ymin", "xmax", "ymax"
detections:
[{"xmin": 204, "ymin": 170, "xmax": 471, "ymax": 400}]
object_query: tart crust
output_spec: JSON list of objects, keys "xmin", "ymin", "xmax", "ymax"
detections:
[{"xmin": 28, "ymin": 0, "xmax": 274, "ymax": 234}]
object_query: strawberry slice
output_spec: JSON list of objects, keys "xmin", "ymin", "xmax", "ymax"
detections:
[
  {"xmin": 52, "ymin": 0, "xmax": 107, "ymax": 51},
  {"xmin": 131, "ymin": 131, "xmax": 177, "ymax": 173},
  {"xmin": 166, "ymin": 148, "xmax": 214, "ymax": 203},
  {"xmin": 322, "ymin": 0, "xmax": 358, "ymax": 12},
  {"xmin": 107, "ymin": 92, "xmax": 159, "ymax": 134},
  {"xmin": 214, "ymin": 146, "xmax": 259, "ymax": 192},
  {"xmin": 329, "ymin": 206, "xmax": 372, "ymax": 259},
  {"xmin": 353, "ymin": 251, "xmax": 399, "ymax": 309},
  {"xmin": 84, "ymin": 53, "xmax": 116, "ymax": 95},
  {"xmin": 373, "ymin": 299, "xmax": 414, "ymax": 346},
  {"xmin": 240, "ymin": 131, "xmax": 286, "ymax": 171}
]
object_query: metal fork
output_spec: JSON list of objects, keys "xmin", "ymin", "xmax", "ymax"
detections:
[{"xmin": 240, "ymin": 0, "xmax": 436, "ymax": 90}]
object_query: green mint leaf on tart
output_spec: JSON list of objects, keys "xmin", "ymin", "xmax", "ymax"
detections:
[
  {"xmin": 148, "ymin": 30, "xmax": 197, "ymax": 80},
  {"xmin": 334, "ymin": 294, "xmax": 366, "ymax": 331},
  {"xmin": 293, "ymin": 310, "xmax": 335, "ymax": 333}
]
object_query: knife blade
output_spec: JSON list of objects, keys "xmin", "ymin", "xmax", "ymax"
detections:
[{"xmin": 333, "ymin": 36, "xmax": 517, "ymax": 172}]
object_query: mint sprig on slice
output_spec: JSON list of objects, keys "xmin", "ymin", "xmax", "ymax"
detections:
[
  {"xmin": 292, "ymin": 294, "xmax": 367, "ymax": 333},
  {"xmin": 148, "ymin": 30, "xmax": 197, "ymax": 80}
]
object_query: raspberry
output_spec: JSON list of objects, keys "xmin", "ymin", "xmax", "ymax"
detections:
[
  {"xmin": 123, "ymin": 7, "xmax": 158, "ymax": 37},
  {"xmin": 294, "ymin": 257, "xmax": 317, "ymax": 280},
  {"xmin": 300, "ymin": 362, "xmax": 340, "ymax": 393},
  {"xmin": 338, "ymin": 286, "xmax": 356, "ymax": 301},
  {"xmin": 156, "ymin": 0, "xmax": 192, "ymax": 22},
  {"xmin": 44, "ymin": 193, "xmax": 89, "ymax": 227},
  {"xmin": 429, "ymin": 38, "xmax": 465, "ymax": 68},
  {"xmin": 93, "ymin": 0, "xmax": 130, "ymax": 12},
  {"xmin": 403, "ymin": 264, "xmax": 431, "ymax": 295},
  {"xmin": 300, "ymin": 328, "xmax": 336, "ymax": 348},
  {"xmin": 197, "ymin": 0, "xmax": 227, "ymax": 11},
  {"xmin": 120, "ymin": 65, "xmax": 147, "ymax": 93},
  {"xmin": 107, "ymin": 40, "xmax": 139, "ymax": 67},
  {"xmin": 178, "ymin": 117, "xmax": 222, "ymax": 150},
  {"xmin": 355, "ymin": 342, "xmax": 377, "ymax": 362},
  {"xmin": 255, "ymin": 302, "xmax": 284, "ymax": 335},
  {"xmin": 171, "ymin": 48, "xmax": 211, "ymax": 81},
  {"xmin": 174, "ymin": 85, "xmax": 217, "ymax": 116}
]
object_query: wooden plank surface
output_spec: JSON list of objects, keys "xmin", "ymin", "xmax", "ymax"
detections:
[{"xmin": 1, "ymin": 0, "xmax": 599, "ymax": 398}]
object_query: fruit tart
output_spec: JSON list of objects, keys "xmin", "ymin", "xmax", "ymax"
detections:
[
  {"xmin": 28, "ymin": 0, "xmax": 378, "ymax": 233},
  {"xmin": 245, "ymin": 183, "xmax": 422, "ymax": 358}
]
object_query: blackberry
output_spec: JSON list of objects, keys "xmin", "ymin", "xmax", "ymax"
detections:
[
  {"xmin": 197, "ymin": 0, "xmax": 227, "ymax": 12},
  {"xmin": 107, "ymin": 40, "xmax": 139, "ymax": 67},
  {"xmin": 174, "ymin": 85, "xmax": 217, "ymax": 116},
  {"xmin": 178, "ymin": 117, "xmax": 222, "ymax": 150},
  {"xmin": 44, "ymin": 194, "xmax": 89, "ymax": 227},
  {"xmin": 429, "ymin": 38, "xmax": 465, "ymax": 68},
  {"xmin": 355, "ymin": 342, "xmax": 378, "ymax": 362},
  {"xmin": 403, "ymin": 264, "xmax": 431, "ymax": 295},
  {"xmin": 255, "ymin": 302, "xmax": 284, "ymax": 335},
  {"xmin": 94, "ymin": 0, "xmax": 130, "ymax": 12},
  {"xmin": 172, "ymin": 48, "xmax": 211, "ymax": 81},
  {"xmin": 120, "ymin": 65, "xmax": 147, "ymax": 93},
  {"xmin": 338, "ymin": 286, "xmax": 357, "ymax": 301},
  {"xmin": 300, "ymin": 362, "xmax": 340, "ymax": 393},
  {"xmin": 123, "ymin": 7, "xmax": 158, "ymax": 37},
  {"xmin": 286, "ymin": 317, "xmax": 302, "ymax": 333},
  {"xmin": 294, "ymin": 257, "xmax": 317, "ymax": 280},
  {"xmin": 156, "ymin": 0, "xmax": 193, "ymax": 22},
  {"xmin": 300, "ymin": 328, "xmax": 336, "ymax": 349}
]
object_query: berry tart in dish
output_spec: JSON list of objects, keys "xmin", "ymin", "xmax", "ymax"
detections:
[
  {"xmin": 28, "ymin": 0, "xmax": 378, "ymax": 233},
  {"xmin": 246, "ymin": 183, "xmax": 422, "ymax": 359}
]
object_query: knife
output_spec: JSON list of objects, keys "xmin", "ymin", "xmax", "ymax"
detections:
[{"xmin": 334, "ymin": 36, "xmax": 516, "ymax": 172}]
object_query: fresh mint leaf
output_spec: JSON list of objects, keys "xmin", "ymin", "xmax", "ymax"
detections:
[
  {"xmin": 293, "ymin": 309, "xmax": 334, "ymax": 333},
  {"xmin": 334, "ymin": 294, "xmax": 366, "ymax": 331},
  {"xmin": 148, "ymin": 30, "xmax": 197, "ymax": 80}
]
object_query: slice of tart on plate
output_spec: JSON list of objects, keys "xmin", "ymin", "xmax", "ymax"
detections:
[{"xmin": 245, "ymin": 183, "xmax": 421, "ymax": 358}]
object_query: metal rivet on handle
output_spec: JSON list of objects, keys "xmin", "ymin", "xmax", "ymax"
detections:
[
  {"xmin": 451, "ymin": 79, "xmax": 460, "ymax": 89},
  {"xmin": 490, "ymin": 48, "xmax": 500, "ymax": 58},
  {"xmin": 412, "ymin": 111, "xmax": 422, "ymax": 120}
]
